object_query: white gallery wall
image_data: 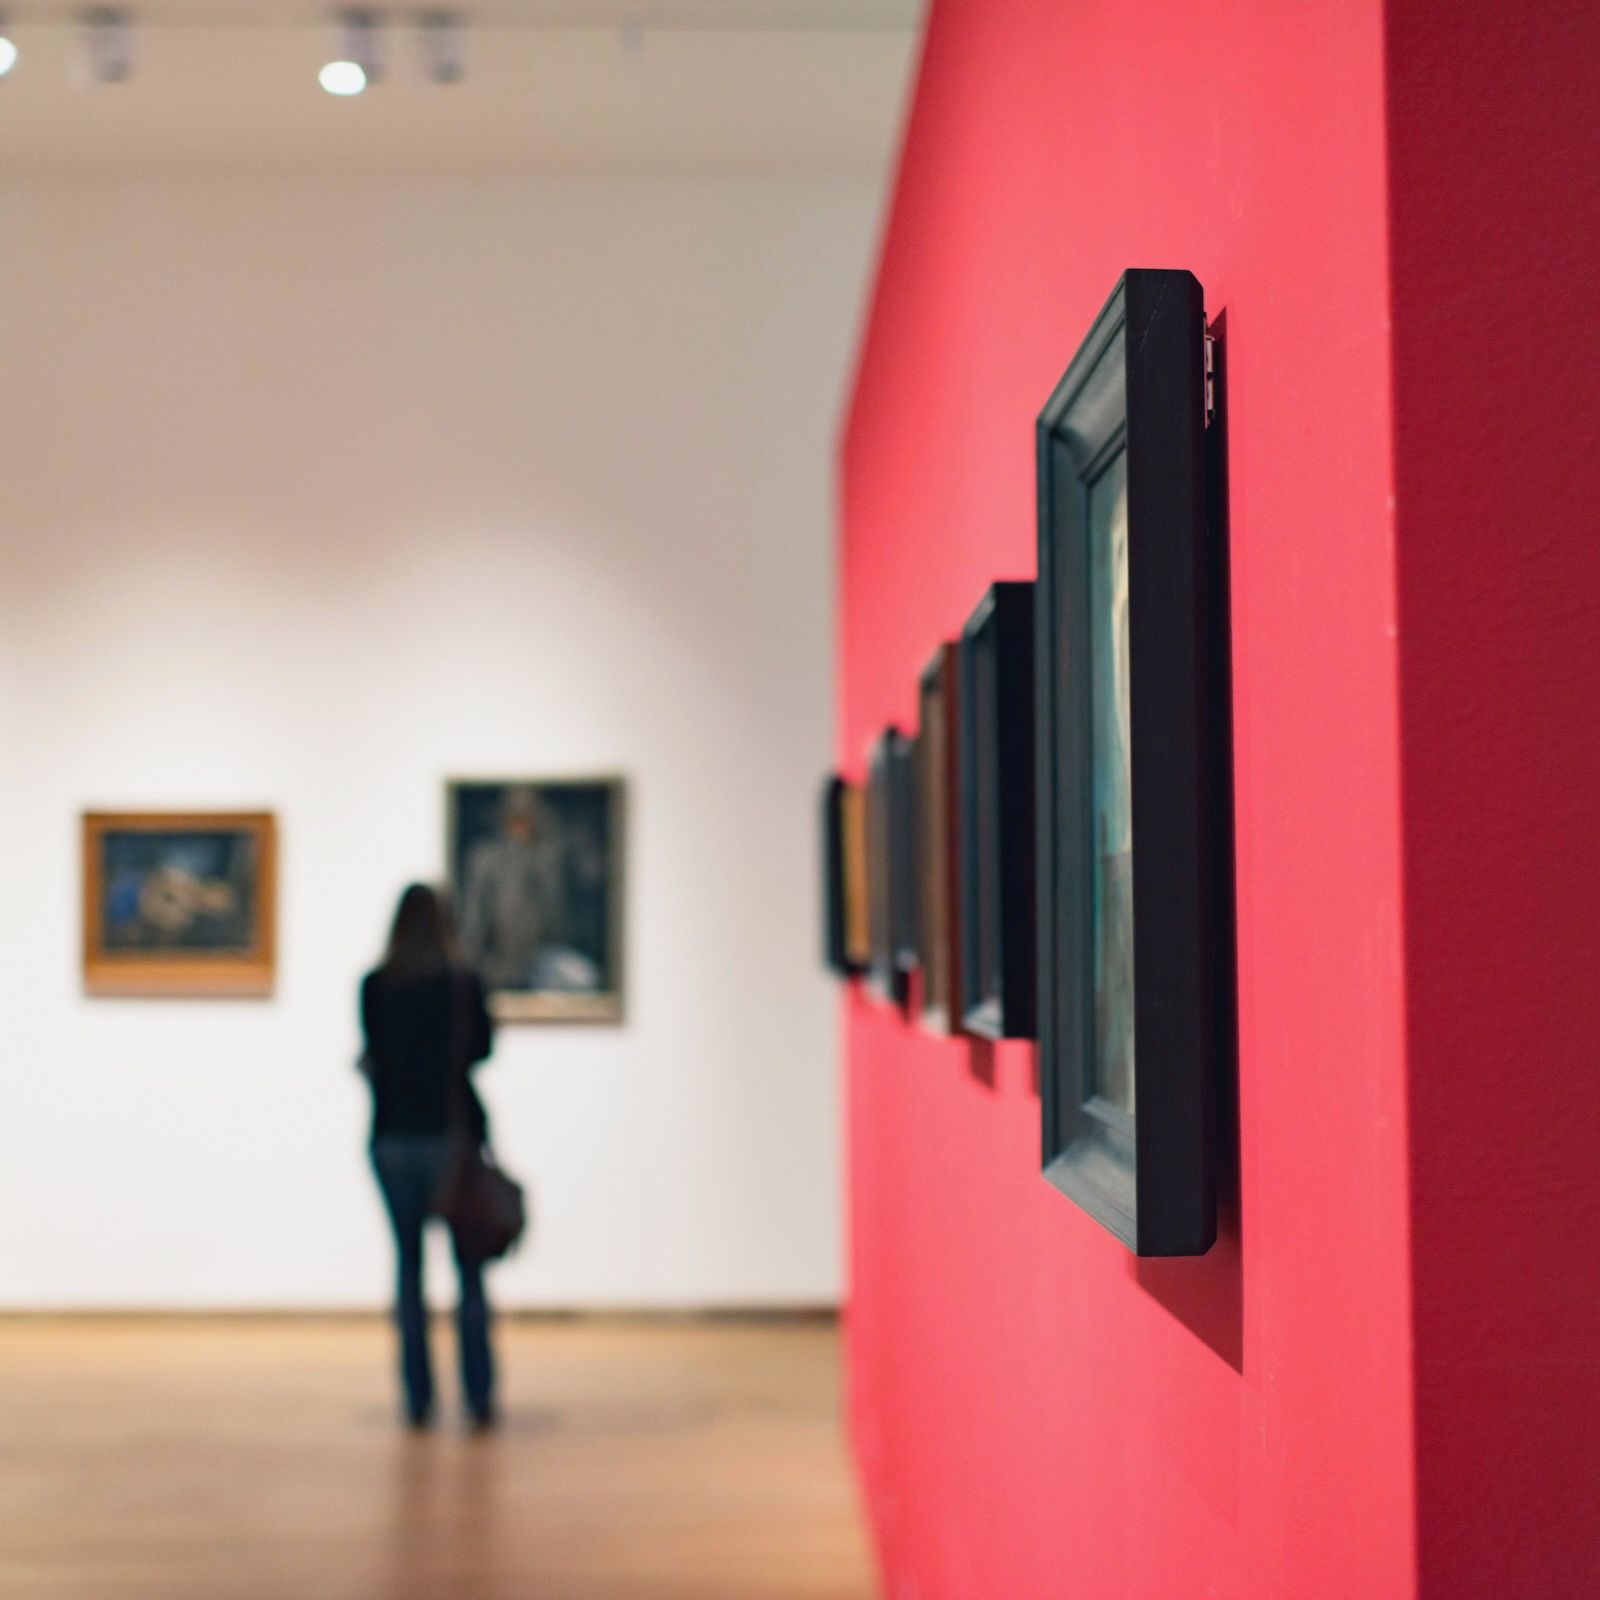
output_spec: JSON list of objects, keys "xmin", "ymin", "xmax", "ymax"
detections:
[{"xmin": 0, "ymin": 175, "xmax": 877, "ymax": 1308}]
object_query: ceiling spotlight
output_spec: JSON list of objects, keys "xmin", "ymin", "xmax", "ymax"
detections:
[
  {"xmin": 319, "ymin": 58, "xmax": 366, "ymax": 95},
  {"xmin": 417, "ymin": 9, "xmax": 464, "ymax": 85},
  {"xmin": 0, "ymin": 12, "xmax": 18, "ymax": 78},
  {"xmin": 79, "ymin": 6, "xmax": 133, "ymax": 86}
]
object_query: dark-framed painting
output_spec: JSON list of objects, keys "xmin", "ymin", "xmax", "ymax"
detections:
[
  {"xmin": 841, "ymin": 780, "xmax": 870, "ymax": 974},
  {"xmin": 82, "ymin": 810, "xmax": 277, "ymax": 997},
  {"xmin": 957, "ymin": 583, "xmax": 1037, "ymax": 1040},
  {"xmin": 1036, "ymin": 267, "xmax": 1227, "ymax": 1256},
  {"xmin": 822, "ymin": 775, "xmax": 867, "ymax": 978},
  {"xmin": 865, "ymin": 727, "xmax": 916, "ymax": 1008},
  {"xmin": 447, "ymin": 776, "xmax": 625, "ymax": 1024},
  {"xmin": 916, "ymin": 644, "xmax": 964, "ymax": 1034}
]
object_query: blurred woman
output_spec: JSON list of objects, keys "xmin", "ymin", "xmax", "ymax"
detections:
[{"xmin": 360, "ymin": 883, "xmax": 496, "ymax": 1428}]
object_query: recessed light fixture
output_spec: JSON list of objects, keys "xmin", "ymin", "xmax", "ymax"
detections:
[
  {"xmin": 319, "ymin": 58, "xmax": 367, "ymax": 95},
  {"xmin": 0, "ymin": 11, "xmax": 18, "ymax": 78}
]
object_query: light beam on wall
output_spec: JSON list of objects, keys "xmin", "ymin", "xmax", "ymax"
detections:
[
  {"xmin": 78, "ymin": 6, "xmax": 133, "ymax": 85},
  {"xmin": 417, "ymin": 9, "xmax": 464, "ymax": 85}
]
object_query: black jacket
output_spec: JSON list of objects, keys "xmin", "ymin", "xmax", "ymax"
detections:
[{"xmin": 360, "ymin": 966, "xmax": 493, "ymax": 1142}]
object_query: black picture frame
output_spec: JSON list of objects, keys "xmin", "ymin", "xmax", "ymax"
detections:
[
  {"xmin": 916, "ymin": 645, "xmax": 964, "ymax": 1035},
  {"xmin": 1035, "ymin": 268, "xmax": 1225, "ymax": 1256},
  {"xmin": 866, "ymin": 727, "xmax": 917, "ymax": 1008},
  {"xmin": 820, "ymin": 776, "xmax": 864, "ymax": 978},
  {"xmin": 957, "ymin": 583, "xmax": 1037, "ymax": 1040}
]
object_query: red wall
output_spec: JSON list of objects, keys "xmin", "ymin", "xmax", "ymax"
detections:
[
  {"xmin": 841, "ymin": 2, "xmax": 1600, "ymax": 1595},
  {"xmin": 840, "ymin": 2, "xmax": 1410, "ymax": 1595},
  {"xmin": 1385, "ymin": 4, "xmax": 1600, "ymax": 1595}
]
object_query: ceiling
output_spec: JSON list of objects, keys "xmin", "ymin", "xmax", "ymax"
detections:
[
  {"xmin": 0, "ymin": 3, "xmax": 921, "ymax": 175},
  {"xmin": 8, "ymin": 0, "xmax": 920, "ymax": 23}
]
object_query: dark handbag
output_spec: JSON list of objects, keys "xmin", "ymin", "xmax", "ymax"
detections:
[
  {"xmin": 437, "ymin": 1141, "xmax": 527, "ymax": 1266},
  {"xmin": 435, "ymin": 970, "xmax": 529, "ymax": 1265}
]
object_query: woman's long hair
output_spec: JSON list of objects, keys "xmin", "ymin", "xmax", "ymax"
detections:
[{"xmin": 380, "ymin": 882, "xmax": 459, "ymax": 980}]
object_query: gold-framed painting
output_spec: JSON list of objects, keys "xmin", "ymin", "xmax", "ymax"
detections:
[
  {"xmin": 841, "ymin": 780, "xmax": 870, "ymax": 974},
  {"xmin": 446, "ymin": 776, "xmax": 626, "ymax": 1024},
  {"xmin": 917, "ymin": 643, "xmax": 964, "ymax": 1034},
  {"xmin": 822, "ymin": 775, "xmax": 870, "ymax": 978},
  {"xmin": 82, "ymin": 811, "xmax": 278, "ymax": 998}
]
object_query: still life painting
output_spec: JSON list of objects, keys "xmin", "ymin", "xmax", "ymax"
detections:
[{"xmin": 83, "ymin": 811, "xmax": 277, "ymax": 997}]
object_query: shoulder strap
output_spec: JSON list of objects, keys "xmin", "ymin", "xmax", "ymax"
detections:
[{"xmin": 446, "ymin": 966, "xmax": 475, "ymax": 1134}]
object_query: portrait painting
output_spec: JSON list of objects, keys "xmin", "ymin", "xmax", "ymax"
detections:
[
  {"xmin": 82, "ymin": 811, "xmax": 277, "ymax": 997},
  {"xmin": 447, "ymin": 777, "xmax": 625, "ymax": 1023}
]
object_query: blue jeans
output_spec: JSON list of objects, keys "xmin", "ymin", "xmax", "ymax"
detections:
[{"xmin": 371, "ymin": 1134, "xmax": 494, "ymax": 1423}]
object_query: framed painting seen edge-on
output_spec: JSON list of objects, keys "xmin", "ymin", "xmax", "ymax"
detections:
[
  {"xmin": 865, "ymin": 728, "xmax": 916, "ymax": 1009},
  {"xmin": 822, "ymin": 774, "xmax": 866, "ymax": 979},
  {"xmin": 957, "ymin": 582, "xmax": 1037, "ymax": 1042},
  {"xmin": 917, "ymin": 644, "xmax": 965, "ymax": 1034},
  {"xmin": 1035, "ymin": 267, "xmax": 1226, "ymax": 1256}
]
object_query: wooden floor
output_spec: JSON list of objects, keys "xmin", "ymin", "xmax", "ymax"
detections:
[{"xmin": 0, "ymin": 1317, "xmax": 876, "ymax": 1600}]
